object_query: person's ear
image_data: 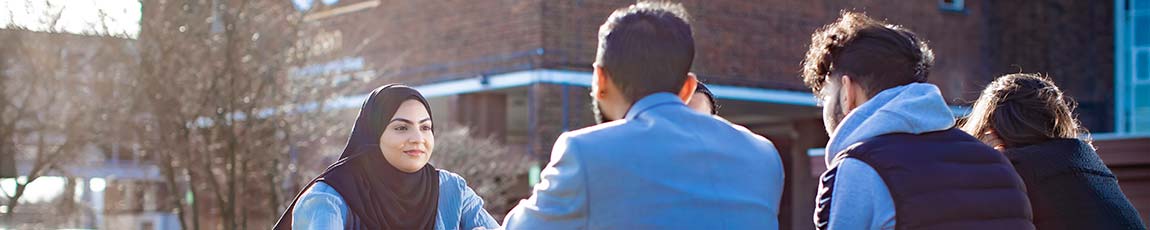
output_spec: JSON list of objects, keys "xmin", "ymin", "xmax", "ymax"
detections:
[
  {"xmin": 841, "ymin": 75, "xmax": 864, "ymax": 113},
  {"xmin": 841, "ymin": 75, "xmax": 860, "ymax": 113},
  {"xmin": 678, "ymin": 72, "xmax": 698, "ymax": 102},
  {"xmin": 593, "ymin": 66, "xmax": 611, "ymax": 100}
]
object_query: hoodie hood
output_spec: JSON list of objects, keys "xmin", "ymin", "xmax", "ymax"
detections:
[{"xmin": 825, "ymin": 83, "xmax": 956, "ymax": 167}]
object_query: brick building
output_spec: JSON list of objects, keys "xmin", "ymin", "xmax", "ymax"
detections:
[{"xmin": 288, "ymin": 0, "xmax": 1148, "ymax": 229}]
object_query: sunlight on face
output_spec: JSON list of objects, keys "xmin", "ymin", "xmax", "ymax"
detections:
[
  {"xmin": 378, "ymin": 100, "xmax": 435, "ymax": 173},
  {"xmin": 820, "ymin": 77, "xmax": 844, "ymax": 136}
]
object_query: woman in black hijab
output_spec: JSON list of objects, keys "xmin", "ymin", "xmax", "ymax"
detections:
[{"xmin": 274, "ymin": 84, "xmax": 499, "ymax": 230}]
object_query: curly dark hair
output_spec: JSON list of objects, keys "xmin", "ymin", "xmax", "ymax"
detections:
[{"xmin": 800, "ymin": 11, "xmax": 934, "ymax": 97}]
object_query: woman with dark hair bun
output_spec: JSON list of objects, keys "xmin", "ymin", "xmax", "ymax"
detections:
[{"xmin": 962, "ymin": 73, "xmax": 1145, "ymax": 229}]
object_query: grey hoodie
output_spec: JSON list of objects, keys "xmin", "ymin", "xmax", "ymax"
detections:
[{"xmin": 821, "ymin": 83, "xmax": 955, "ymax": 229}]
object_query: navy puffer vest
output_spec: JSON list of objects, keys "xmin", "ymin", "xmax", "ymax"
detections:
[{"xmin": 815, "ymin": 129, "xmax": 1034, "ymax": 230}]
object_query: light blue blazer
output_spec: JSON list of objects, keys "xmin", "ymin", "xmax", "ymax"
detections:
[
  {"xmin": 502, "ymin": 93, "xmax": 785, "ymax": 229},
  {"xmin": 291, "ymin": 169, "xmax": 500, "ymax": 230}
]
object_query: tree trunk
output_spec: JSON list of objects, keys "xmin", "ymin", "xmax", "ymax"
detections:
[
  {"xmin": 3, "ymin": 181, "xmax": 27, "ymax": 222},
  {"xmin": 160, "ymin": 150, "xmax": 188, "ymax": 230}
]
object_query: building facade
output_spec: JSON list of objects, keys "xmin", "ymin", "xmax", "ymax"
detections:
[{"xmin": 285, "ymin": 0, "xmax": 1150, "ymax": 228}]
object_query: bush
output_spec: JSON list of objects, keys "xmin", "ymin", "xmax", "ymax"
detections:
[{"xmin": 431, "ymin": 124, "xmax": 532, "ymax": 221}]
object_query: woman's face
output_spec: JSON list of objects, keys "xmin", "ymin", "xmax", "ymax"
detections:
[{"xmin": 379, "ymin": 99, "xmax": 435, "ymax": 173}]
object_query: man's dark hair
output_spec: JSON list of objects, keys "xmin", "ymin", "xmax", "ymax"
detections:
[
  {"xmin": 801, "ymin": 11, "xmax": 934, "ymax": 97},
  {"xmin": 595, "ymin": 2, "xmax": 694, "ymax": 103}
]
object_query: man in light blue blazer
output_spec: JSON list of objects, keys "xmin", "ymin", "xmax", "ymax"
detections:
[{"xmin": 502, "ymin": 2, "xmax": 784, "ymax": 229}]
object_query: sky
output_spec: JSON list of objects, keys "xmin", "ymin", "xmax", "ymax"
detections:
[
  {"xmin": 0, "ymin": 177, "xmax": 67, "ymax": 206},
  {"xmin": 0, "ymin": 0, "xmax": 141, "ymax": 38}
]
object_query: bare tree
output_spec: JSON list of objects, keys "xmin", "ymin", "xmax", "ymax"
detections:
[
  {"xmin": 0, "ymin": 2, "xmax": 131, "ymax": 222},
  {"xmin": 0, "ymin": 0, "xmax": 401, "ymax": 228},
  {"xmin": 132, "ymin": 0, "xmax": 373, "ymax": 228}
]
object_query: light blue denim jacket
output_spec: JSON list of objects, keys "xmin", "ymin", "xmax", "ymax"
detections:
[{"xmin": 291, "ymin": 169, "xmax": 500, "ymax": 230}]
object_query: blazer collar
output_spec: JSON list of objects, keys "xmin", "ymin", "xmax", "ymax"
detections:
[{"xmin": 624, "ymin": 93, "xmax": 684, "ymax": 120}]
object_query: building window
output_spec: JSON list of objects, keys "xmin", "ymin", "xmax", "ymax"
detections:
[
  {"xmin": 1138, "ymin": 51, "xmax": 1150, "ymax": 82},
  {"xmin": 939, "ymin": 0, "xmax": 965, "ymax": 12},
  {"xmin": 1118, "ymin": 0, "xmax": 1150, "ymax": 133}
]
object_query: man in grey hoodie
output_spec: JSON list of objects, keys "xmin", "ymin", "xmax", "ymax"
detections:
[{"xmin": 801, "ymin": 12, "xmax": 1034, "ymax": 229}]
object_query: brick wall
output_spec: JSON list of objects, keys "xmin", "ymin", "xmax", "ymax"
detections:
[
  {"xmin": 537, "ymin": 0, "xmax": 1114, "ymax": 131},
  {"xmin": 984, "ymin": 0, "xmax": 1115, "ymax": 132},
  {"xmin": 540, "ymin": 0, "xmax": 990, "ymax": 101},
  {"xmin": 306, "ymin": 0, "xmax": 998, "ymax": 102},
  {"xmin": 313, "ymin": 0, "xmax": 1111, "ymax": 123},
  {"xmin": 312, "ymin": 0, "xmax": 545, "ymax": 90},
  {"xmin": 529, "ymin": 84, "xmax": 596, "ymax": 163}
]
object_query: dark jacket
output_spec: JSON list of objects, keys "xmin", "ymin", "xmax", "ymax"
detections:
[
  {"xmin": 817, "ymin": 129, "xmax": 1035, "ymax": 230},
  {"xmin": 1004, "ymin": 139, "xmax": 1146, "ymax": 230}
]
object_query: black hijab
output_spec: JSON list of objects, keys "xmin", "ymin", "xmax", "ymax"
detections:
[{"xmin": 275, "ymin": 84, "xmax": 439, "ymax": 230}]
